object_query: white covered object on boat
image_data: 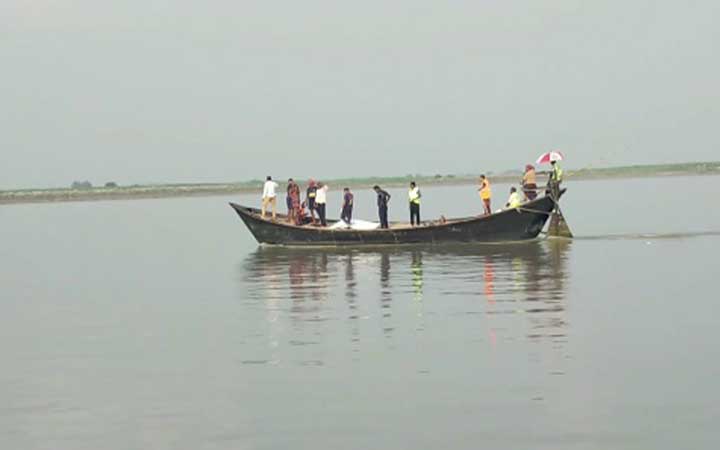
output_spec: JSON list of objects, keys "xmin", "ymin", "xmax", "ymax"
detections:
[{"xmin": 329, "ymin": 220, "xmax": 380, "ymax": 230}]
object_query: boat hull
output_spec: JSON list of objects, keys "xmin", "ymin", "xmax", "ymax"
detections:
[{"xmin": 230, "ymin": 194, "xmax": 559, "ymax": 246}]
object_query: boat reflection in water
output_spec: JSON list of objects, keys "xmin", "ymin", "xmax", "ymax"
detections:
[{"xmin": 240, "ymin": 240, "xmax": 572, "ymax": 359}]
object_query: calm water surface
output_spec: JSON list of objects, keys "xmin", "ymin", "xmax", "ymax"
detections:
[{"xmin": 1, "ymin": 176, "xmax": 719, "ymax": 449}]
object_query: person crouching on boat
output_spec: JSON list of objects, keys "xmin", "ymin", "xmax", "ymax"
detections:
[
  {"xmin": 408, "ymin": 181, "xmax": 421, "ymax": 226},
  {"xmin": 373, "ymin": 185, "xmax": 391, "ymax": 229},
  {"xmin": 315, "ymin": 182, "xmax": 329, "ymax": 227},
  {"xmin": 478, "ymin": 175, "xmax": 492, "ymax": 215},
  {"xmin": 296, "ymin": 200, "xmax": 310, "ymax": 226},
  {"xmin": 261, "ymin": 175, "xmax": 279, "ymax": 220},
  {"xmin": 522, "ymin": 164, "xmax": 537, "ymax": 201},
  {"xmin": 341, "ymin": 187, "xmax": 354, "ymax": 226},
  {"xmin": 505, "ymin": 187, "xmax": 522, "ymax": 209},
  {"xmin": 306, "ymin": 179, "xmax": 318, "ymax": 224}
]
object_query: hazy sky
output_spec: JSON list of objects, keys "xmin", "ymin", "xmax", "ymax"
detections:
[{"xmin": 2, "ymin": 1, "xmax": 719, "ymax": 189}]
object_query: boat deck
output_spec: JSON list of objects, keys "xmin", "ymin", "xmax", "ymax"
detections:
[{"xmin": 257, "ymin": 216, "xmax": 463, "ymax": 230}]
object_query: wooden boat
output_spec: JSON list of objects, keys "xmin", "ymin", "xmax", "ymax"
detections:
[{"xmin": 230, "ymin": 191, "xmax": 563, "ymax": 246}]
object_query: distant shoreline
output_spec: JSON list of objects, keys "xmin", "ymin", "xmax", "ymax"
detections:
[{"xmin": 2, "ymin": 162, "xmax": 719, "ymax": 206}]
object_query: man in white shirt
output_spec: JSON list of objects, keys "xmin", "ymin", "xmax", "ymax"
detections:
[
  {"xmin": 315, "ymin": 182, "xmax": 329, "ymax": 226},
  {"xmin": 261, "ymin": 176, "xmax": 279, "ymax": 220}
]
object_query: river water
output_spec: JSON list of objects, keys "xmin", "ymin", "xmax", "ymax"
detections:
[{"xmin": 2, "ymin": 176, "xmax": 719, "ymax": 449}]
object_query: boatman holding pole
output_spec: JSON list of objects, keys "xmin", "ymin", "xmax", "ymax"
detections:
[
  {"xmin": 408, "ymin": 182, "xmax": 421, "ymax": 226},
  {"xmin": 373, "ymin": 185, "xmax": 391, "ymax": 229},
  {"xmin": 548, "ymin": 160, "xmax": 563, "ymax": 200}
]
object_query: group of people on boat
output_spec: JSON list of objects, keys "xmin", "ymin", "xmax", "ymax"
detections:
[
  {"xmin": 260, "ymin": 176, "xmax": 420, "ymax": 229},
  {"xmin": 479, "ymin": 160, "xmax": 563, "ymax": 214},
  {"xmin": 260, "ymin": 160, "xmax": 563, "ymax": 228},
  {"xmin": 261, "ymin": 177, "xmax": 330, "ymax": 226}
]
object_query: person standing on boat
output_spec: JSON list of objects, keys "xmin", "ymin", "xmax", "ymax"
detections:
[
  {"xmin": 306, "ymin": 179, "xmax": 318, "ymax": 224},
  {"xmin": 478, "ymin": 175, "xmax": 492, "ymax": 215},
  {"xmin": 286, "ymin": 179, "xmax": 296, "ymax": 223},
  {"xmin": 261, "ymin": 176, "xmax": 279, "ymax": 220},
  {"xmin": 373, "ymin": 185, "xmax": 391, "ymax": 229},
  {"xmin": 505, "ymin": 186, "xmax": 522, "ymax": 209},
  {"xmin": 522, "ymin": 165, "xmax": 537, "ymax": 201},
  {"xmin": 408, "ymin": 181, "xmax": 421, "ymax": 226},
  {"xmin": 341, "ymin": 187, "xmax": 354, "ymax": 225},
  {"xmin": 315, "ymin": 182, "xmax": 329, "ymax": 227},
  {"xmin": 290, "ymin": 181, "xmax": 302, "ymax": 225},
  {"xmin": 547, "ymin": 161, "xmax": 563, "ymax": 200}
]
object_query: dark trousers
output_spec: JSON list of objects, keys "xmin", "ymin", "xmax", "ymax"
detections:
[
  {"xmin": 341, "ymin": 206, "xmax": 353, "ymax": 223},
  {"xmin": 523, "ymin": 184, "xmax": 537, "ymax": 201},
  {"xmin": 410, "ymin": 203, "xmax": 420, "ymax": 226},
  {"xmin": 316, "ymin": 203, "xmax": 327, "ymax": 226},
  {"xmin": 548, "ymin": 180, "xmax": 561, "ymax": 201},
  {"xmin": 378, "ymin": 205, "xmax": 389, "ymax": 229},
  {"xmin": 308, "ymin": 199, "xmax": 316, "ymax": 219}
]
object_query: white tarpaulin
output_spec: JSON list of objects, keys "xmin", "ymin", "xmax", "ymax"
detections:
[{"xmin": 329, "ymin": 219, "xmax": 380, "ymax": 230}]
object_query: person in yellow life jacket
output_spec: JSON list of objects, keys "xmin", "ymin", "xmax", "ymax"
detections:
[
  {"xmin": 551, "ymin": 161, "xmax": 563, "ymax": 182},
  {"xmin": 505, "ymin": 186, "xmax": 522, "ymax": 209},
  {"xmin": 547, "ymin": 161, "xmax": 563, "ymax": 199},
  {"xmin": 408, "ymin": 181, "xmax": 422, "ymax": 226},
  {"xmin": 478, "ymin": 174, "xmax": 492, "ymax": 215}
]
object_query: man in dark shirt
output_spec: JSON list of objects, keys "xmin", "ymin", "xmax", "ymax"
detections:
[
  {"xmin": 341, "ymin": 187, "xmax": 354, "ymax": 225},
  {"xmin": 373, "ymin": 185, "xmax": 391, "ymax": 229},
  {"xmin": 306, "ymin": 179, "xmax": 318, "ymax": 224}
]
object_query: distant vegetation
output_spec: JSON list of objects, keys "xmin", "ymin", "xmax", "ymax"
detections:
[
  {"xmin": 569, "ymin": 162, "xmax": 720, "ymax": 178},
  {"xmin": 71, "ymin": 180, "xmax": 93, "ymax": 189},
  {"xmin": 2, "ymin": 161, "xmax": 719, "ymax": 205}
]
